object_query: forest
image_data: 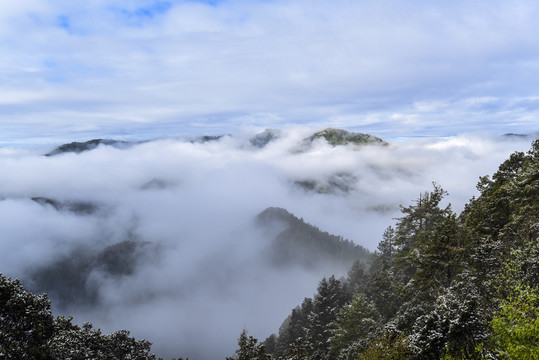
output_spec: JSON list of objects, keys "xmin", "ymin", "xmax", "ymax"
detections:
[
  {"xmin": 228, "ymin": 140, "xmax": 539, "ymax": 359},
  {"xmin": 1, "ymin": 139, "xmax": 538, "ymax": 359}
]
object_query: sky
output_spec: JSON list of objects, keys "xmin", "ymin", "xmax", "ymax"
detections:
[
  {"xmin": 1, "ymin": 0, "xmax": 539, "ymax": 144},
  {"xmin": 1, "ymin": 1, "xmax": 539, "ymax": 359}
]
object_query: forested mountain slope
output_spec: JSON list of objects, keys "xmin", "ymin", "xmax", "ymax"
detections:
[
  {"xmin": 229, "ymin": 140, "xmax": 539, "ymax": 360},
  {"xmin": 257, "ymin": 207, "xmax": 371, "ymax": 271}
]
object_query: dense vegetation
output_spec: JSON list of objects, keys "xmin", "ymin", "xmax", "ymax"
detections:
[
  {"xmin": 305, "ymin": 128, "xmax": 386, "ymax": 147},
  {"xmin": 28, "ymin": 239, "xmax": 153, "ymax": 309},
  {"xmin": 0, "ymin": 274, "xmax": 186, "ymax": 360},
  {"xmin": 229, "ymin": 140, "xmax": 539, "ymax": 359}
]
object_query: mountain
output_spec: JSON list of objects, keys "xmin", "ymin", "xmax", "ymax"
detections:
[
  {"xmin": 189, "ymin": 134, "xmax": 228, "ymax": 143},
  {"xmin": 502, "ymin": 131, "xmax": 539, "ymax": 141},
  {"xmin": 293, "ymin": 173, "xmax": 357, "ymax": 194},
  {"xmin": 45, "ymin": 139, "xmax": 132, "ymax": 156},
  {"xmin": 232, "ymin": 139, "xmax": 539, "ymax": 360},
  {"xmin": 28, "ymin": 239, "xmax": 154, "ymax": 308},
  {"xmin": 249, "ymin": 129, "xmax": 282, "ymax": 148},
  {"xmin": 304, "ymin": 128, "xmax": 386, "ymax": 147},
  {"xmin": 257, "ymin": 207, "xmax": 371, "ymax": 270},
  {"xmin": 44, "ymin": 128, "xmax": 385, "ymax": 157},
  {"xmin": 31, "ymin": 197, "xmax": 100, "ymax": 215}
]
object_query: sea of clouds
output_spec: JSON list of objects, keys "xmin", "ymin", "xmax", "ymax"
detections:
[{"xmin": 0, "ymin": 128, "xmax": 535, "ymax": 359}]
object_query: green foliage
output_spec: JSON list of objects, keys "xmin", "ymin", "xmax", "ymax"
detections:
[
  {"xmin": 490, "ymin": 286, "xmax": 539, "ymax": 359},
  {"xmin": 49, "ymin": 317, "xmax": 156, "ymax": 360},
  {"xmin": 29, "ymin": 239, "xmax": 152, "ymax": 308},
  {"xmin": 0, "ymin": 275, "xmax": 54, "ymax": 359},
  {"xmin": 356, "ymin": 331, "xmax": 411, "ymax": 360},
  {"xmin": 227, "ymin": 330, "xmax": 271, "ymax": 360},
  {"xmin": 330, "ymin": 293, "xmax": 380, "ymax": 356},
  {"xmin": 258, "ymin": 140, "xmax": 539, "ymax": 360},
  {"xmin": 0, "ymin": 274, "xmax": 172, "ymax": 359},
  {"xmin": 306, "ymin": 276, "xmax": 351, "ymax": 357},
  {"xmin": 485, "ymin": 234, "xmax": 539, "ymax": 359},
  {"xmin": 413, "ymin": 213, "xmax": 463, "ymax": 290},
  {"xmin": 393, "ymin": 183, "xmax": 453, "ymax": 282},
  {"xmin": 306, "ymin": 128, "xmax": 386, "ymax": 147},
  {"xmin": 257, "ymin": 207, "xmax": 371, "ymax": 270},
  {"xmin": 273, "ymin": 298, "xmax": 313, "ymax": 358}
]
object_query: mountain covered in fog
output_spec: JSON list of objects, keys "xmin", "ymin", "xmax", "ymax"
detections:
[
  {"xmin": 23, "ymin": 198, "xmax": 370, "ymax": 312},
  {"xmin": 44, "ymin": 127, "xmax": 386, "ymax": 156},
  {"xmin": 230, "ymin": 140, "xmax": 539, "ymax": 360},
  {"xmin": 249, "ymin": 129, "xmax": 282, "ymax": 148},
  {"xmin": 44, "ymin": 139, "xmax": 134, "ymax": 156},
  {"xmin": 304, "ymin": 128, "xmax": 386, "ymax": 147},
  {"xmin": 4, "ymin": 138, "xmax": 538, "ymax": 360},
  {"xmin": 2, "ymin": 130, "xmax": 536, "ymax": 359},
  {"xmin": 257, "ymin": 207, "xmax": 371, "ymax": 270},
  {"xmin": 42, "ymin": 128, "xmax": 385, "ymax": 196}
]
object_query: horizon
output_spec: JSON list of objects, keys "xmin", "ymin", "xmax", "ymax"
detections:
[{"xmin": 2, "ymin": 1, "xmax": 539, "ymax": 143}]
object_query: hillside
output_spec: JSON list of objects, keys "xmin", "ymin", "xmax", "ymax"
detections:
[
  {"xmin": 229, "ymin": 139, "xmax": 539, "ymax": 360},
  {"xmin": 3, "ymin": 135, "xmax": 536, "ymax": 359},
  {"xmin": 303, "ymin": 128, "xmax": 386, "ymax": 147},
  {"xmin": 45, "ymin": 139, "xmax": 132, "ymax": 156},
  {"xmin": 257, "ymin": 207, "xmax": 371, "ymax": 270},
  {"xmin": 44, "ymin": 128, "xmax": 385, "ymax": 156}
]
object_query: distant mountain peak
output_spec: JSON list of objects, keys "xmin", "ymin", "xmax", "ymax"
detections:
[
  {"xmin": 45, "ymin": 139, "xmax": 131, "ymax": 156},
  {"xmin": 256, "ymin": 206, "xmax": 296, "ymax": 225},
  {"xmin": 250, "ymin": 129, "xmax": 282, "ymax": 148},
  {"xmin": 189, "ymin": 134, "xmax": 228, "ymax": 143},
  {"xmin": 256, "ymin": 206, "xmax": 371, "ymax": 270},
  {"xmin": 305, "ymin": 128, "xmax": 386, "ymax": 147}
]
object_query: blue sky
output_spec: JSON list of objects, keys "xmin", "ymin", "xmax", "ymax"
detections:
[{"xmin": 1, "ymin": 0, "xmax": 539, "ymax": 143}]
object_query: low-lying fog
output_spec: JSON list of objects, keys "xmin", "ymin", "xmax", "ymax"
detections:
[{"xmin": 0, "ymin": 128, "xmax": 534, "ymax": 359}]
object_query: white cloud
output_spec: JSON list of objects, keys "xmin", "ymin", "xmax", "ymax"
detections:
[
  {"xmin": 0, "ymin": 129, "xmax": 534, "ymax": 358},
  {"xmin": 1, "ymin": 0, "xmax": 539, "ymax": 142}
]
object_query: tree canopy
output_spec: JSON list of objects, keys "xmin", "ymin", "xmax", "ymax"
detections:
[{"xmin": 231, "ymin": 139, "xmax": 539, "ymax": 360}]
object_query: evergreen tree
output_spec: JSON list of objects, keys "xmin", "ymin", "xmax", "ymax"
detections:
[
  {"xmin": 274, "ymin": 297, "xmax": 313, "ymax": 357},
  {"xmin": 0, "ymin": 274, "xmax": 173, "ymax": 360},
  {"xmin": 393, "ymin": 183, "xmax": 452, "ymax": 282},
  {"xmin": 227, "ymin": 330, "xmax": 271, "ymax": 360},
  {"xmin": 329, "ymin": 293, "xmax": 380, "ymax": 357},
  {"xmin": 0, "ymin": 275, "xmax": 54, "ymax": 360},
  {"xmin": 306, "ymin": 276, "xmax": 351, "ymax": 357},
  {"xmin": 252, "ymin": 140, "xmax": 539, "ymax": 360}
]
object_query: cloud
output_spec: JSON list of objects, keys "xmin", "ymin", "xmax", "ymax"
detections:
[
  {"xmin": 1, "ymin": 0, "xmax": 539, "ymax": 143},
  {"xmin": 0, "ymin": 129, "xmax": 535, "ymax": 358}
]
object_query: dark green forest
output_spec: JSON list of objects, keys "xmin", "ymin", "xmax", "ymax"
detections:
[
  {"xmin": 228, "ymin": 140, "xmax": 539, "ymax": 360},
  {"xmin": 1, "ymin": 140, "xmax": 538, "ymax": 359},
  {"xmin": 257, "ymin": 207, "xmax": 371, "ymax": 270}
]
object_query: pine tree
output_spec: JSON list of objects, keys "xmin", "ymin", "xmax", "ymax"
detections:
[
  {"xmin": 306, "ymin": 276, "xmax": 351, "ymax": 358},
  {"xmin": 0, "ymin": 275, "xmax": 54, "ymax": 360},
  {"xmin": 329, "ymin": 293, "xmax": 380, "ymax": 357},
  {"xmin": 227, "ymin": 330, "xmax": 271, "ymax": 360}
]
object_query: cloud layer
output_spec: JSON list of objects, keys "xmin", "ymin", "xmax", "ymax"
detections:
[
  {"xmin": 1, "ymin": 0, "xmax": 539, "ymax": 143},
  {"xmin": 0, "ymin": 129, "xmax": 535, "ymax": 358}
]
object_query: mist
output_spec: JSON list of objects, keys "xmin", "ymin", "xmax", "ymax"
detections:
[{"xmin": 0, "ymin": 128, "xmax": 534, "ymax": 359}]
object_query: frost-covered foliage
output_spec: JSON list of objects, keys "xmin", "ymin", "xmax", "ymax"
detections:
[
  {"xmin": 0, "ymin": 275, "xmax": 54, "ymax": 359},
  {"xmin": 0, "ymin": 274, "xmax": 171, "ymax": 359},
  {"xmin": 227, "ymin": 330, "xmax": 271, "ymax": 360},
  {"xmin": 233, "ymin": 139, "xmax": 539, "ymax": 359}
]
